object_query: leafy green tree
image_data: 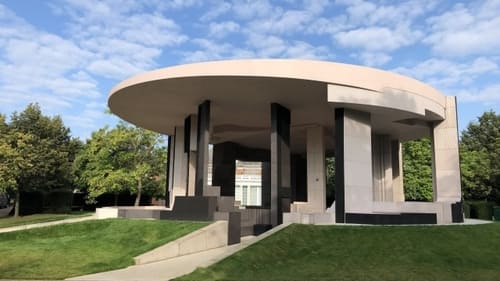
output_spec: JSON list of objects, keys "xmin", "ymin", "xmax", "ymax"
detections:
[
  {"xmin": 460, "ymin": 110, "xmax": 499, "ymax": 202},
  {"xmin": 0, "ymin": 104, "xmax": 80, "ymax": 217},
  {"xmin": 460, "ymin": 149, "xmax": 491, "ymax": 200},
  {"xmin": 326, "ymin": 157, "xmax": 335, "ymax": 207},
  {"xmin": 75, "ymin": 123, "xmax": 165, "ymax": 206},
  {"xmin": 403, "ymin": 138, "xmax": 433, "ymax": 201},
  {"xmin": 0, "ymin": 115, "xmax": 20, "ymax": 207}
]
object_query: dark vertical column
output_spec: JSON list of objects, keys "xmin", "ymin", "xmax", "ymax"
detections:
[
  {"xmin": 184, "ymin": 116, "xmax": 191, "ymax": 153},
  {"xmin": 335, "ymin": 108, "xmax": 345, "ymax": 223},
  {"xmin": 213, "ymin": 142, "xmax": 237, "ymax": 196},
  {"xmin": 261, "ymin": 161, "xmax": 271, "ymax": 208},
  {"xmin": 165, "ymin": 135, "xmax": 173, "ymax": 208},
  {"xmin": 292, "ymin": 155, "xmax": 307, "ymax": 202},
  {"xmin": 270, "ymin": 103, "xmax": 291, "ymax": 226},
  {"xmin": 184, "ymin": 116, "xmax": 192, "ymax": 196},
  {"xmin": 195, "ymin": 100, "xmax": 210, "ymax": 196}
]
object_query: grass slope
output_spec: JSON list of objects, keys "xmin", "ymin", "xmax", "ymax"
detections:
[
  {"xmin": 0, "ymin": 219, "xmax": 207, "ymax": 279},
  {"xmin": 178, "ymin": 223, "xmax": 500, "ymax": 281},
  {"xmin": 0, "ymin": 212, "xmax": 92, "ymax": 229}
]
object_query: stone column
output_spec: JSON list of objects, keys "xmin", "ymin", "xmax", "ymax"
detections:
[
  {"xmin": 372, "ymin": 134, "xmax": 393, "ymax": 202},
  {"xmin": 261, "ymin": 161, "xmax": 271, "ymax": 208},
  {"xmin": 172, "ymin": 126, "xmax": 188, "ymax": 206},
  {"xmin": 391, "ymin": 140, "xmax": 405, "ymax": 202},
  {"xmin": 270, "ymin": 103, "xmax": 291, "ymax": 226},
  {"xmin": 165, "ymin": 135, "xmax": 173, "ymax": 208},
  {"xmin": 212, "ymin": 142, "xmax": 237, "ymax": 197},
  {"xmin": 306, "ymin": 125, "xmax": 326, "ymax": 212},
  {"xmin": 195, "ymin": 100, "xmax": 211, "ymax": 196},
  {"xmin": 431, "ymin": 96, "xmax": 461, "ymax": 203},
  {"xmin": 335, "ymin": 108, "xmax": 373, "ymax": 223},
  {"xmin": 185, "ymin": 115, "xmax": 198, "ymax": 196}
]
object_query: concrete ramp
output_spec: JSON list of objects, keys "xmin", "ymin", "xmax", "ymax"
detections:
[
  {"xmin": 67, "ymin": 223, "xmax": 290, "ymax": 281},
  {"xmin": 134, "ymin": 221, "xmax": 228, "ymax": 265}
]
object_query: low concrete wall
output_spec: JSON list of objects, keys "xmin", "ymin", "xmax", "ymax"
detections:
[
  {"xmin": 134, "ymin": 221, "xmax": 228, "ymax": 265},
  {"xmin": 283, "ymin": 212, "xmax": 335, "ymax": 225},
  {"xmin": 95, "ymin": 207, "xmax": 119, "ymax": 219}
]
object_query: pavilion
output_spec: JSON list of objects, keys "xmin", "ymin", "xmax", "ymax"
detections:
[{"xmin": 108, "ymin": 59, "xmax": 463, "ymax": 234}]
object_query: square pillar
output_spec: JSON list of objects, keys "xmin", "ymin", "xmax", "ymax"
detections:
[
  {"xmin": 431, "ymin": 97, "xmax": 461, "ymax": 203},
  {"xmin": 372, "ymin": 134, "xmax": 394, "ymax": 202},
  {"xmin": 165, "ymin": 135, "xmax": 173, "ymax": 208},
  {"xmin": 391, "ymin": 140, "xmax": 405, "ymax": 202},
  {"xmin": 172, "ymin": 126, "xmax": 188, "ymax": 206},
  {"xmin": 212, "ymin": 142, "xmax": 237, "ymax": 196},
  {"xmin": 306, "ymin": 125, "xmax": 326, "ymax": 212},
  {"xmin": 335, "ymin": 108, "xmax": 373, "ymax": 223},
  {"xmin": 271, "ymin": 103, "xmax": 291, "ymax": 226},
  {"xmin": 195, "ymin": 100, "xmax": 211, "ymax": 196},
  {"xmin": 185, "ymin": 115, "xmax": 198, "ymax": 196}
]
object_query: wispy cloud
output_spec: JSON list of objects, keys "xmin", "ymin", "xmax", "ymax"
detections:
[
  {"xmin": 0, "ymin": 0, "xmax": 499, "ymax": 140},
  {"xmin": 424, "ymin": 0, "xmax": 500, "ymax": 57}
]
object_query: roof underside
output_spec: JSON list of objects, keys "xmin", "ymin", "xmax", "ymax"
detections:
[{"xmin": 109, "ymin": 60, "xmax": 446, "ymax": 153}]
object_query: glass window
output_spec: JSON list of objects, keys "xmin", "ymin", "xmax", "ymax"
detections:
[{"xmin": 235, "ymin": 160, "xmax": 262, "ymax": 207}]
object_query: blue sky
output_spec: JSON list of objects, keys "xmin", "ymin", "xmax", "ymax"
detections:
[{"xmin": 0, "ymin": 0, "xmax": 499, "ymax": 140}]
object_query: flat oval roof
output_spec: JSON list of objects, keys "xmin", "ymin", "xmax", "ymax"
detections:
[{"xmin": 108, "ymin": 59, "xmax": 445, "ymax": 136}]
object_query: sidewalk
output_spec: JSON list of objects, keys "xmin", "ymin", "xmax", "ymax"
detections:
[
  {"xmin": 67, "ymin": 223, "xmax": 291, "ymax": 281},
  {"xmin": 0, "ymin": 215, "xmax": 96, "ymax": 234}
]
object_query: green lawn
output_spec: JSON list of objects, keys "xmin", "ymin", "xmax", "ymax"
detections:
[
  {"xmin": 0, "ymin": 212, "xmax": 92, "ymax": 229},
  {"xmin": 0, "ymin": 219, "xmax": 207, "ymax": 279},
  {"xmin": 178, "ymin": 222, "xmax": 500, "ymax": 281}
]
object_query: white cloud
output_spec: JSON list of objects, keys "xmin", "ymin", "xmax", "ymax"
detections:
[
  {"xmin": 209, "ymin": 21, "xmax": 240, "ymax": 38},
  {"xmin": 181, "ymin": 39, "xmax": 236, "ymax": 62},
  {"xmin": 335, "ymin": 25, "xmax": 422, "ymax": 51},
  {"xmin": 249, "ymin": 9, "xmax": 314, "ymax": 35},
  {"xmin": 200, "ymin": 1, "xmax": 232, "ymax": 22},
  {"xmin": 392, "ymin": 57, "xmax": 498, "ymax": 88},
  {"xmin": 356, "ymin": 52, "xmax": 391, "ymax": 66},
  {"xmin": 0, "ymin": 4, "xmax": 99, "ymax": 112},
  {"xmin": 57, "ymin": 0, "xmax": 188, "ymax": 80},
  {"xmin": 246, "ymin": 33, "xmax": 286, "ymax": 57},
  {"xmin": 456, "ymin": 84, "xmax": 500, "ymax": 103},
  {"xmin": 306, "ymin": 16, "xmax": 348, "ymax": 35},
  {"xmin": 392, "ymin": 57, "xmax": 500, "ymax": 105},
  {"xmin": 336, "ymin": 0, "xmax": 435, "ymax": 26},
  {"xmin": 282, "ymin": 41, "xmax": 331, "ymax": 60},
  {"xmin": 425, "ymin": 1, "xmax": 500, "ymax": 57},
  {"xmin": 232, "ymin": 0, "xmax": 278, "ymax": 20}
]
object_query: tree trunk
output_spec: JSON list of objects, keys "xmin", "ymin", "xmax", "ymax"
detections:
[
  {"xmin": 134, "ymin": 178, "xmax": 142, "ymax": 207},
  {"xmin": 14, "ymin": 191, "xmax": 20, "ymax": 218},
  {"xmin": 114, "ymin": 193, "xmax": 119, "ymax": 206}
]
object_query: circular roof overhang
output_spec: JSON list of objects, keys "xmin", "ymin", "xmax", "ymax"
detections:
[{"xmin": 109, "ymin": 59, "xmax": 446, "ymax": 151}]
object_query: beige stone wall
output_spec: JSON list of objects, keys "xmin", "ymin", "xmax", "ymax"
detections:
[
  {"xmin": 431, "ymin": 96, "xmax": 462, "ymax": 203},
  {"xmin": 343, "ymin": 109, "xmax": 373, "ymax": 213}
]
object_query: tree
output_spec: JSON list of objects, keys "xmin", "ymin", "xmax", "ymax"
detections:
[
  {"xmin": 0, "ymin": 114, "xmax": 20, "ymax": 208},
  {"xmin": 460, "ymin": 110, "xmax": 500, "ymax": 202},
  {"xmin": 326, "ymin": 157, "xmax": 335, "ymax": 207},
  {"xmin": 460, "ymin": 149, "xmax": 491, "ymax": 200},
  {"xmin": 403, "ymin": 138, "xmax": 433, "ymax": 201},
  {"xmin": 0, "ymin": 104, "xmax": 79, "ymax": 217},
  {"xmin": 75, "ymin": 122, "xmax": 165, "ymax": 206}
]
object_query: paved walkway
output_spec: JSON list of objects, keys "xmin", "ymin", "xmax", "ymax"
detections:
[
  {"xmin": 67, "ymin": 223, "xmax": 291, "ymax": 281},
  {"xmin": 461, "ymin": 218, "xmax": 493, "ymax": 225},
  {"xmin": 0, "ymin": 215, "xmax": 96, "ymax": 234}
]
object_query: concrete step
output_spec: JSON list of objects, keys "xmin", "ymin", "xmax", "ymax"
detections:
[
  {"xmin": 217, "ymin": 196, "xmax": 239, "ymax": 212},
  {"xmin": 283, "ymin": 212, "xmax": 336, "ymax": 225}
]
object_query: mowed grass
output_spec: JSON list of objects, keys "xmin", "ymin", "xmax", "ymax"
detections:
[
  {"xmin": 0, "ymin": 212, "xmax": 92, "ymax": 229},
  {"xmin": 178, "ymin": 222, "xmax": 500, "ymax": 281},
  {"xmin": 0, "ymin": 219, "xmax": 207, "ymax": 279}
]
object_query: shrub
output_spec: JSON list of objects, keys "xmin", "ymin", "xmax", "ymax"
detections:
[{"xmin": 466, "ymin": 201, "xmax": 495, "ymax": 220}]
